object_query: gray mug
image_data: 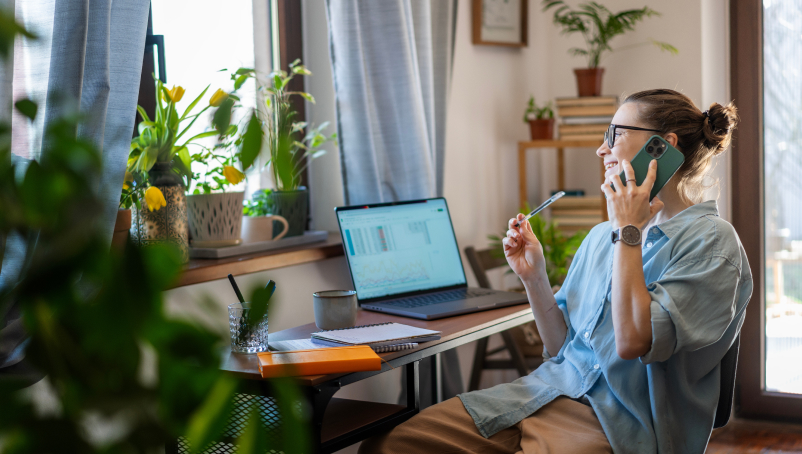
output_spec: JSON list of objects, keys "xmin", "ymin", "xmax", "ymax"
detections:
[{"xmin": 313, "ymin": 290, "xmax": 358, "ymax": 330}]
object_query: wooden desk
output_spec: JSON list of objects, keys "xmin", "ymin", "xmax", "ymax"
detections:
[{"xmin": 210, "ymin": 305, "xmax": 535, "ymax": 453}]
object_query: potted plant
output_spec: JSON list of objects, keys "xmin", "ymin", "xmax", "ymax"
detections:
[
  {"xmin": 226, "ymin": 61, "xmax": 336, "ymax": 237},
  {"xmin": 127, "ymin": 78, "xmax": 224, "ymax": 260},
  {"xmin": 184, "ymin": 96, "xmax": 264, "ymax": 247},
  {"xmin": 524, "ymin": 96, "xmax": 555, "ymax": 141},
  {"xmin": 241, "ymin": 189, "xmax": 289, "ymax": 243},
  {"xmin": 542, "ymin": 1, "xmax": 677, "ymax": 97}
]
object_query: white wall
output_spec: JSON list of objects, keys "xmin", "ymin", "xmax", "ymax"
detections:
[{"xmin": 164, "ymin": 2, "xmax": 731, "ymax": 451}]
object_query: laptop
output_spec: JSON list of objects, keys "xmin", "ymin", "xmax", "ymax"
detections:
[{"xmin": 334, "ymin": 198, "xmax": 528, "ymax": 320}]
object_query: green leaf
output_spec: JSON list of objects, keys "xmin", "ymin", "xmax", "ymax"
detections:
[
  {"xmin": 299, "ymin": 92, "xmax": 315, "ymax": 104},
  {"xmin": 185, "ymin": 377, "xmax": 238, "ymax": 454},
  {"xmin": 180, "ymin": 85, "xmax": 210, "ymax": 121},
  {"xmin": 234, "ymin": 74, "xmax": 249, "ymax": 91},
  {"xmin": 273, "ymin": 74, "xmax": 284, "ymax": 91},
  {"xmin": 212, "ymin": 98, "xmax": 235, "ymax": 136},
  {"xmin": 136, "ymin": 105, "xmax": 151, "ymax": 123},
  {"xmin": 14, "ymin": 99, "xmax": 37, "ymax": 120},
  {"xmin": 235, "ymin": 67, "xmax": 254, "ymax": 75},
  {"xmin": 239, "ymin": 112, "xmax": 263, "ymax": 171}
]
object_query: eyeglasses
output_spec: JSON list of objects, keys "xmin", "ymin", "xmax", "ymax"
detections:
[{"xmin": 604, "ymin": 124, "xmax": 662, "ymax": 148}]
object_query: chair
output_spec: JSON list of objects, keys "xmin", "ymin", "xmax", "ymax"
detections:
[
  {"xmin": 464, "ymin": 246, "xmax": 544, "ymax": 391},
  {"xmin": 714, "ymin": 334, "xmax": 740, "ymax": 428}
]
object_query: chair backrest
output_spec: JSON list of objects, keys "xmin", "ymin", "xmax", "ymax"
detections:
[
  {"xmin": 464, "ymin": 246, "xmax": 508, "ymax": 289},
  {"xmin": 713, "ymin": 334, "xmax": 740, "ymax": 429}
]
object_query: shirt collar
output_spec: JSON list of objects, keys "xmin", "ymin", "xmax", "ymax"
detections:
[{"xmin": 655, "ymin": 200, "xmax": 719, "ymax": 239}]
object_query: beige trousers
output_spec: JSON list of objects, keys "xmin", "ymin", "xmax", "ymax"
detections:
[{"xmin": 359, "ymin": 396, "xmax": 612, "ymax": 454}]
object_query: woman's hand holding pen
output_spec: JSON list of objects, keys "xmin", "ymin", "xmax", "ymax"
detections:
[
  {"xmin": 601, "ymin": 159, "xmax": 664, "ymax": 230},
  {"xmin": 503, "ymin": 213, "xmax": 547, "ymax": 284}
]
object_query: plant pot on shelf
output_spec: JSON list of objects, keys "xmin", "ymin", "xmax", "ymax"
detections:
[
  {"xmin": 112, "ymin": 209, "xmax": 131, "ymax": 251},
  {"xmin": 130, "ymin": 163, "xmax": 189, "ymax": 262},
  {"xmin": 528, "ymin": 118, "xmax": 555, "ymax": 141},
  {"xmin": 242, "ymin": 215, "xmax": 289, "ymax": 243},
  {"xmin": 574, "ymin": 67, "xmax": 605, "ymax": 97},
  {"xmin": 269, "ymin": 187, "xmax": 308, "ymax": 237},
  {"xmin": 186, "ymin": 191, "xmax": 245, "ymax": 248}
]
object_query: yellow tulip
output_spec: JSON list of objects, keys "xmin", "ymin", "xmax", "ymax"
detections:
[
  {"xmin": 166, "ymin": 85, "xmax": 185, "ymax": 103},
  {"xmin": 223, "ymin": 166, "xmax": 245, "ymax": 185},
  {"xmin": 145, "ymin": 186, "xmax": 167, "ymax": 212},
  {"xmin": 122, "ymin": 171, "xmax": 134, "ymax": 190},
  {"xmin": 209, "ymin": 89, "xmax": 228, "ymax": 107}
]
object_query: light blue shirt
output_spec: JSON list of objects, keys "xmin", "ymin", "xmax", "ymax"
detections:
[{"xmin": 459, "ymin": 200, "xmax": 752, "ymax": 454}]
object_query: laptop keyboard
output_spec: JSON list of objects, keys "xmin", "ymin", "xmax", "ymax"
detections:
[{"xmin": 382, "ymin": 288, "xmax": 496, "ymax": 309}]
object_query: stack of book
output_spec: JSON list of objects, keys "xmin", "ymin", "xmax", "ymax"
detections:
[
  {"xmin": 556, "ymin": 96, "xmax": 618, "ymax": 141},
  {"xmin": 550, "ymin": 196, "xmax": 604, "ymax": 237}
]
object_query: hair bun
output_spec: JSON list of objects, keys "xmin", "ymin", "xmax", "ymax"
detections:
[{"xmin": 702, "ymin": 102, "xmax": 739, "ymax": 155}]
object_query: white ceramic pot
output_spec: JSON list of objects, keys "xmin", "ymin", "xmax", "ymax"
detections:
[
  {"xmin": 186, "ymin": 191, "xmax": 244, "ymax": 248},
  {"xmin": 241, "ymin": 215, "xmax": 289, "ymax": 243}
]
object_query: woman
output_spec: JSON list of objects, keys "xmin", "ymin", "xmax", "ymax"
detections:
[{"xmin": 359, "ymin": 89, "xmax": 752, "ymax": 454}]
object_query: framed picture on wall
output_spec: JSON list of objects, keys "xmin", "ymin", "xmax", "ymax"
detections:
[{"xmin": 472, "ymin": 0, "xmax": 528, "ymax": 47}]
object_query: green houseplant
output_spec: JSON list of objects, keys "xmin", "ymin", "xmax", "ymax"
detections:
[
  {"xmin": 542, "ymin": 0, "xmax": 677, "ymax": 97},
  {"xmin": 523, "ymin": 96, "xmax": 555, "ymax": 141},
  {"xmin": 127, "ymin": 79, "xmax": 225, "ymax": 260},
  {"xmin": 223, "ymin": 61, "xmax": 336, "ymax": 237}
]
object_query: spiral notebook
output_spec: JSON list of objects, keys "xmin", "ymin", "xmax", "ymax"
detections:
[
  {"xmin": 311, "ymin": 322, "xmax": 441, "ymax": 349},
  {"xmin": 270, "ymin": 338, "xmax": 420, "ymax": 353}
]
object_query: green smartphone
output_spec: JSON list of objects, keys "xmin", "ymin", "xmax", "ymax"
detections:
[{"xmin": 614, "ymin": 135, "xmax": 685, "ymax": 201}]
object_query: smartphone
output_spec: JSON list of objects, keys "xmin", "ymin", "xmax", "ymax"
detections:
[{"xmin": 613, "ymin": 135, "xmax": 685, "ymax": 201}]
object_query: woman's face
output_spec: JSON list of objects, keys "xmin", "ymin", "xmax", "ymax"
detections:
[{"xmin": 597, "ymin": 102, "xmax": 655, "ymax": 179}]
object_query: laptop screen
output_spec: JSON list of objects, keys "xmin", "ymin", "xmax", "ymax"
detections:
[{"xmin": 336, "ymin": 198, "xmax": 467, "ymax": 300}]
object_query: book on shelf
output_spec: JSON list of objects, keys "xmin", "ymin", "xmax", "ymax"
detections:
[
  {"xmin": 558, "ymin": 104, "xmax": 618, "ymax": 117},
  {"xmin": 561, "ymin": 116, "xmax": 614, "ymax": 125},
  {"xmin": 555, "ymin": 96, "xmax": 618, "ymax": 107},
  {"xmin": 558, "ymin": 124, "xmax": 608, "ymax": 134},
  {"xmin": 550, "ymin": 195, "xmax": 602, "ymax": 208},
  {"xmin": 550, "ymin": 208, "xmax": 601, "ymax": 217},
  {"xmin": 559, "ymin": 133, "xmax": 604, "ymax": 141},
  {"xmin": 552, "ymin": 216, "xmax": 603, "ymax": 227}
]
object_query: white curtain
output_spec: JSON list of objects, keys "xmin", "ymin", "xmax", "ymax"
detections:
[
  {"xmin": 325, "ymin": 0, "xmax": 462, "ymax": 403},
  {"xmin": 326, "ymin": 0, "xmax": 456, "ymax": 205},
  {"xmin": 0, "ymin": 0, "xmax": 150, "ymax": 383}
]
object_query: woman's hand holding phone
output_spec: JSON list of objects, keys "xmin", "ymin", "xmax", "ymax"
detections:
[
  {"xmin": 503, "ymin": 213, "xmax": 547, "ymax": 284},
  {"xmin": 601, "ymin": 159, "xmax": 665, "ymax": 230}
]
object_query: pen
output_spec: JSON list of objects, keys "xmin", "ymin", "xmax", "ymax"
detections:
[
  {"xmin": 514, "ymin": 191, "xmax": 566, "ymax": 227},
  {"xmin": 228, "ymin": 274, "xmax": 246, "ymax": 303}
]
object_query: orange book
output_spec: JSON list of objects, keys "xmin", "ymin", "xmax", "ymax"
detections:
[{"xmin": 256, "ymin": 345, "xmax": 382, "ymax": 378}]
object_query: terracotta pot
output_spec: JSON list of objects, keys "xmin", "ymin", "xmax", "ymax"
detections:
[
  {"xmin": 186, "ymin": 191, "xmax": 245, "ymax": 248},
  {"xmin": 573, "ymin": 67, "xmax": 605, "ymax": 97},
  {"xmin": 130, "ymin": 163, "xmax": 189, "ymax": 262},
  {"xmin": 528, "ymin": 118, "xmax": 555, "ymax": 140},
  {"xmin": 242, "ymin": 215, "xmax": 289, "ymax": 243},
  {"xmin": 112, "ymin": 209, "xmax": 131, "ymax": 251}
]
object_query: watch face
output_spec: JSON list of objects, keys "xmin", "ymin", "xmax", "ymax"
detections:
[{"xmin": 621, "ymin": 225, "xmax": 641, "ymax": 244}]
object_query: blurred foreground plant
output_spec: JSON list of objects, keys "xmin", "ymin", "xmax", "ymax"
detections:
[{"xmin": 0, "ymin": 13, "xmax": 308, "ymax": 454}]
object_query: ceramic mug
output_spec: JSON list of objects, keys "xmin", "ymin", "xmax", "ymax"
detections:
[
  {"xmin": 241, "ymin": 215, "xmax": 289, "ymax": 243},
  {"xmin": 313, "ymin": 290, "xmax": 358, "ymax": 330}
]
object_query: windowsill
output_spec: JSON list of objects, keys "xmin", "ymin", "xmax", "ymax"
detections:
[{"xmin": 171, "ymin": 232, "xmax": 345, "ymax": 288}]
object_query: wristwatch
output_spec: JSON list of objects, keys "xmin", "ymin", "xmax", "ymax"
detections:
[{"xmin": 612, "ymin": 225, "xmax": 642, "ymax": 246}]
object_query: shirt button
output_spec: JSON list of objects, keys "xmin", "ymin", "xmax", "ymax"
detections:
[
  {"xmin": 594, "ymin": 364, "xmax": 600, "ymax": 370},
  {"xmin": 584, "ymin": 332, "xmax": 590, "ymax": 338},
  {"xmin": 652, "ymin": 228, "xmax": 659, "ymax": 234},
  {"xmin": 646, "ymin": 242, "xmax": 653, "ymax": 248}
]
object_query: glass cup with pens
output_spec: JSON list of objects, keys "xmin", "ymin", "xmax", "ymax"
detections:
[{"xmin": 227, "ymin": 274, "xmax": 275, "ymax": 353}]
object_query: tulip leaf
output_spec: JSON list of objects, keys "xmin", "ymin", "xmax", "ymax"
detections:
[
  {"xmin": 212, "ymin": 97, "xmax": 235, "ymax": 136},
  {"xmin": 180, "ymin": 84, "xmax": 210, "ymax": 121}
]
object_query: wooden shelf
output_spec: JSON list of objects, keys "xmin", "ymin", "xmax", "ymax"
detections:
[
  {"xmin": 172, "ymin": 232, "xmax": 345, "ymax": 288},
  {"xmin": 517, "ymin": 140, "xmax": 608, "ymax": 222},
  {"xmin": 321, "ymin": 398, "xmax": 407, "ymax": 443}
]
